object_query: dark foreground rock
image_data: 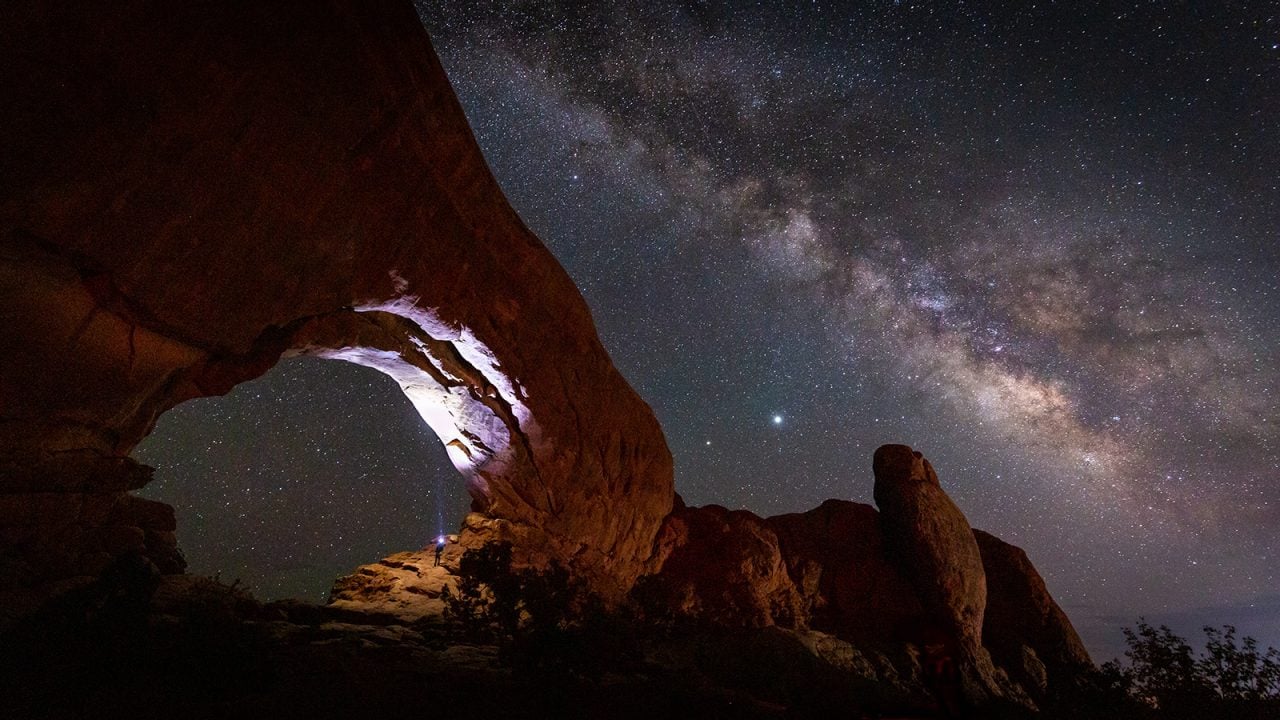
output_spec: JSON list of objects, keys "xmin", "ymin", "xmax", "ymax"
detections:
[{"xmin": 1, "ymin": 568, "xmax": 960, "ymax": 720}]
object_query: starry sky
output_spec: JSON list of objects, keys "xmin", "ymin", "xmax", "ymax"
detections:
[{"xmin": 136, "ymin": 1, "xmax": 1279, "ymax": 661}]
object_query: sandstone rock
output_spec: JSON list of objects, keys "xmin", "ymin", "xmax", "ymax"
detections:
[
  {"xmin": 108, "ymin": 495, "xmax": 177, "ymax": 532},
  {"xmin": 636, "ymin": 478, "xmax": 1075, "ymax": 708},
  {"xmin": 1, "ymin": 0, "xmax": 672, "ymax": 594},
  {"xmin": 974, "ymin": 528, "xmax": 1092, "ymax": 689},
  {"xmin": 329, "ymin": 548, "xmax": 460, "ymax": 622},
  {"xmin": 767, "ymin": 499, "xmax": 925, "ymax": 645},
  {"xmin": 643, "ymin": 505, "xmax": 805, "ymax": 627},
  {"xmin": 872, "ymin": 444, "xmax": 987, "ymax": 654},
  {"xmin": 91, "ymin": 525, "xmax": 146, "ymax": 556},
  {"xmin": 872, "ymin": 444, "xmax": 1014, "ymax": 707}
]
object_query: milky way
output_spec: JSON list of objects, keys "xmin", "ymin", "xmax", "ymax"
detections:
[{"xmin": 136, "ymin": 1, "xmax": 1279, "ymax": 659}]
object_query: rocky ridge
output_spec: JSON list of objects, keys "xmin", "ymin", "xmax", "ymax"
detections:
[{"xmin": 338, "ymin": 444, "xmax": 1090, "ymax": 711}]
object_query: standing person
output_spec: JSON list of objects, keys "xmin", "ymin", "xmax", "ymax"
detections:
[{"xmin": 434, "ymin": 536, "xmax": 446, "ymax": 566}]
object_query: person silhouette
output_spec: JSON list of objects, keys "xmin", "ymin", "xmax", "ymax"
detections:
[{"xmin": 434, "ymin": 536, "xmax": 446, "ymax": 566}]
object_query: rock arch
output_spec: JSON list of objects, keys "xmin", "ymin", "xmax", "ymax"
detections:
[{"xmin": 0, "ymin": 0, "xmax": 673, "ymax": 610}]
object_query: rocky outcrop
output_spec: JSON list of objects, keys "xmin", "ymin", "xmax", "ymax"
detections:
[
  {"xmin": 976, "ymin": 529, "xmax": 1093, "ymax": 693},
  {"xmin": 0, "ymin": 476, "xmax": 185, "ymax": 626},
  {"xmin": 872, "ymin": 445, "xmax": 987, "ymax": 656},
  {"xmin": 767, "ymin": 499, "xmax": 926, "ymax": 645},
  {"xmin": 871, "ymin": 444, "xmax": 1015, "ymax": 707},
  {"xmin": 1, "ymin": 0, "xmax": 672, "ymax": 603},
  {"xmin": 640, "ymin": 500, "xmax": 806, "ymax": 627},
  {"xmin": 629, "ymin": 445, "xmax": 1074, "ymax": 709},
  {"xmin": 328, "ymin": 545, "xmax": 460, "ymax": 621}
]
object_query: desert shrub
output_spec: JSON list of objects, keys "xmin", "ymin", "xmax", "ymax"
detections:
[
  {"xmin": 442, "ymin": 541, "xmax": 521, "ymax": 639},
  {"xmin": 1046, "ymin": 619, "xmax": 1280, "ymax": 719},
  {"xmin": 627, "ymin": 573, "xmax": 678, "ymax": 629},
  {"xmin": 441, "ymin": 542, "xmax": 643, "ymax": 678},
  {"xmin": 1198, "ymin": 624, "xmax": 1280, "ymax": 703}
]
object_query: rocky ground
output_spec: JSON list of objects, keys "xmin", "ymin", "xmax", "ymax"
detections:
[{"xmin": 1, "ymin": 566, "xmax": 990, "ymax": 720}]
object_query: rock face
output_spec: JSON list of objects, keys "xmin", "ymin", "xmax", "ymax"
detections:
[
  {"xmin": 768, "ymin": 499, "xmax": 926, "ymax": 645},
  {"xmin": 329, "ymin": 546, "xmax": 460, "ymax": 621},
  {"xmin": 1, "ymin": 0, "xmax": 672, "ymax": 604},
  {"xmin": 638, "ymin": 445, "xmax": 1086, "ymax": 708},
  {"xmin": 976, "ymin": 529, "xmax": 1093, "ymax": 692},
  {"xmin": 643, "ymin": 500, "xmax": 806, "ymax": 627},
  {"xmin": 871, "ymin": 444, "xmax": 1013, "ymax": 706},
  {"xmin": 872, "ymin": 445, "xmax": 987, "ymax": 656}
]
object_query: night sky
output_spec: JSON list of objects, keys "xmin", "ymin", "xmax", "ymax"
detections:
[{"xmin": 135, "ymin": 1, "xmax": 1279, "ymax": 661}]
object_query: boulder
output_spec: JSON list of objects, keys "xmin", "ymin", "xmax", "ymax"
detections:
[
  {"xmin": 641, "ymin": 503, "xmax": 805, "ymax": 627},
  {"xmin": 767, "ymin": 499, "xmax": 925, "ymax": 645},
  {"xmin": 872, "ymin": 444, "xmax": 987, "ymax": 654}
]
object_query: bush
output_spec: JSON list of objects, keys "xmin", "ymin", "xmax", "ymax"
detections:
[
  {"xmin": 441, "ymin": 542, "xmax": 643, "ymax": 679},
  {"xmin": 441, "ymin": 541, "xmax": 523, "ymax": 639},
  {"xmin": 1049, "ymin": 619, "xmax": 1280, "ymax": 719}
]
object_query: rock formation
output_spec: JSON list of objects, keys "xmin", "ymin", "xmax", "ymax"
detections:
[
  {"xmin": 1, "ymin": 0, "xmax": 672, "ymax": 610},
  {"xmin": 768, "ymin": 499, "xmax": 926, "ymax": 645},
  {"xmin": 643, "ymin": 499, "xmax": 807, "ymax": 628},
  {"xmin": 871, "ymin": 444, "xmax": 1004, "ymax": 705},
  {"xmin": 632, "ymin": 444, "xmax": 1083, "ymax": 708},
  {"xmin": 329, "ymin": 546, "xmax": 459, "ymax": 620}
]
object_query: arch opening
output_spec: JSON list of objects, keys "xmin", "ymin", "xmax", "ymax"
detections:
[
  {"xmin": 279, "ymin": 306, "xmax": 549, "ymax": 522},
  {"xmin": 135, "ymin": 356, "xmax": 472, "ymax": 602}
]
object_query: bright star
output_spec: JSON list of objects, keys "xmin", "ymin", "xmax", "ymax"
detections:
[{"xmin": 772, "ymin": 414, "xmax": 783, "ymax": 425}]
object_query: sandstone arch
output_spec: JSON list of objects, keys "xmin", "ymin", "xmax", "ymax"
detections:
[{"xmin": 0, "ymin": 0, "xmax": 673, "ymax": 607}]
